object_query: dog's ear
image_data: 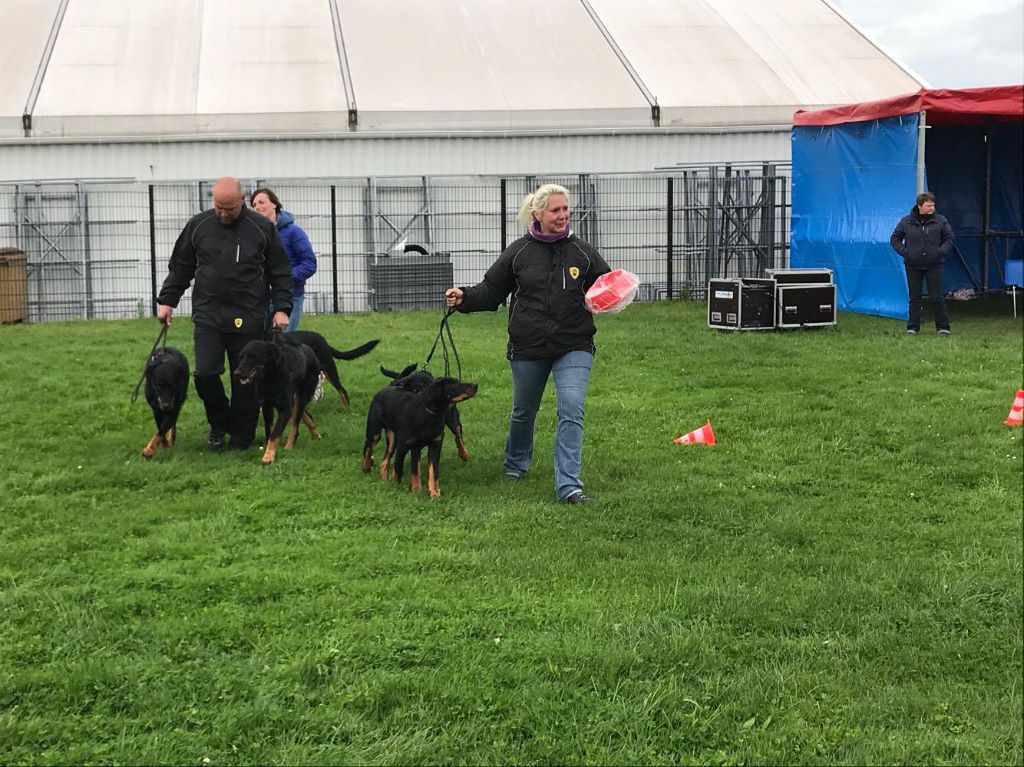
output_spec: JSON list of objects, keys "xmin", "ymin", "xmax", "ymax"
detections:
[{"xmin": 400, "ymin": 363, "xmax": 418, "ymax": 377}]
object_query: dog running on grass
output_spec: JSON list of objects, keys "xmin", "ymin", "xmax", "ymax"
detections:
[
  {"xmin": 234, "ymin": 336, "xmax": 322, "ymax": 465},
  {"xmin": 362, "ymin": 375, "xmax": 478, "ymax": 498},
  {"xmin": 285, "ymin": 330, "xmax": 379, "ymax": 409},
  {"xmin": 141, "ymin": 347, "xmax": 190, "ymax": 459},
  {"xmin": 380, "ymin": 363, "xmax": 471, "ymax": 461}
]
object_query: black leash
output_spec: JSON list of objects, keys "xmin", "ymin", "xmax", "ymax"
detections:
[
  {"xmin": 423, "ymin": 306, "xmax": 461, "ymax": 379},
  {"xmin": 130, "ymin": 324, "xmax": 169, "ymax": 402}
]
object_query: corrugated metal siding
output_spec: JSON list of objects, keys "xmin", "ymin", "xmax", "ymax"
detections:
[{"xmin": 0, "ymin": 130, "xmax": 790, "ymax": 182}]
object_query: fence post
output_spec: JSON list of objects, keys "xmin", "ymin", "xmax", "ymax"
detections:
[
  {"xmin": 707, "ymin": 166, "xmax": 719, "ymax": 280},
  {"xmin": 500, "ymin": 178, "xmax": 507, "ymax": 252},
  {"xmin": 331, "ymin": 184, "xmax": 339, "ymax": 314},
  {"xmin": 148, "ymin": 184, "xmax": 157, "ymax": 317},
  {"xmin": 666, "ymin": 176, "xmax": 674, "ymax": 300},
  {"xmin": 760, "ymin": 162, "xmax": 774, "ymax": 274}
]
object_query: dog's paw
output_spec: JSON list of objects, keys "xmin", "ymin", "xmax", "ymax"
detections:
[{"xmin": 142, "ymin": 434, "xmax": 162, "ymax": 459}]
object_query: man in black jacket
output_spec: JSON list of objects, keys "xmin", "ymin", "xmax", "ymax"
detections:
[
  {"xmin": 156, "ymin": 177, "xmax": 293, "ymax": 451},
  {"xmin": 889, "ymin": 191, "xmax": 955, "ymax": 335}
]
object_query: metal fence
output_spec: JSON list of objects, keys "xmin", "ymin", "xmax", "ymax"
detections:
[{"xmin": 0, "ymin": 164, "xmax": 790, "ymax": 323}]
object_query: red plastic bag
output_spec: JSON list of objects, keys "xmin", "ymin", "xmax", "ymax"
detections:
[{"xmin": 585, "ymin": 269, "xmax": 639, "ymax": 314}]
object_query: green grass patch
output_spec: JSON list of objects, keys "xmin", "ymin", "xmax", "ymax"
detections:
[{"xmin": 1, "ymin": 298, "xmax": 1021, "ymax": 765}]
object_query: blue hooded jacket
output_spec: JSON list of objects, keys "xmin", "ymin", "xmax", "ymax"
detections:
[{"xmin": 276, "ymin": 210, "xmax": 317, "ymax": 297}]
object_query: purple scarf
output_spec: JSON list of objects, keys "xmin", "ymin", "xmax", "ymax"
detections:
[{"xmin": 529, "ymin": 221, "xmax": 572, "ymax": 243}]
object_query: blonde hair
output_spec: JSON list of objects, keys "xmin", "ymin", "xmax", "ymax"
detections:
[{"xmin": 517, "ymin": 183, "xmax": 570, "ymax": 229}]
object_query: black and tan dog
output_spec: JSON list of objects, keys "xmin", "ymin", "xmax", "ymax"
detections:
[
  {"xmin": 141, "ymin": 347, "xmax": 190, "ymax": 459},
  {"xmin": 234, "ymin": 336, "xmax": 322, "ymax": 465},
  {"xmin": 286, "ymin": 331, "xmax": 379, "ymax": 409},
  {"xmin": 362, "ymin": 376, "xmax": 478, "ymax": 498},
  {"xmin": 380, "ymin": 363, "xmax": 471, "ymax": 461}
]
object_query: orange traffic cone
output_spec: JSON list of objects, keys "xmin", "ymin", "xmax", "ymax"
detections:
[
  {"xmin": 674, "ymin": 420, "xmax": 716, "ymax": 446},
  {"xmin": 1005, "ymin": 389, "xmax": 1024, "ymax": 427}
]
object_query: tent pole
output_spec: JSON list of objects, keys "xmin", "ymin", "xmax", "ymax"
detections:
[
  {"xmin": 916, "ymin": 110, "xmax": 927, "ymax": 194},
  {"xmin": 983, "ymin": 124, "xmax": 992, "ymax": 292}
]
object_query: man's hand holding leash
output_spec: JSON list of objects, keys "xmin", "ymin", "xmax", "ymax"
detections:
[
  {"xmin": 271, "ymin": 311, "xmax": 289, "ymax": 332},
  {"xmin": 444, "ymin": 288, "xmax": 463, "ymax": 308}
]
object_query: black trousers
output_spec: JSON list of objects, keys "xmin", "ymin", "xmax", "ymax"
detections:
[
  {"xmin": 193, "ymin": 324, "xmax": 263, "ymax": 445},
  {"xmin": 905, "ymin": 264, "xmax": 950, "ymax": 331}
]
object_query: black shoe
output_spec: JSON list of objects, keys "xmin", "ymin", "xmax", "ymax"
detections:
[
  {"xmin": 226, "ymin": 441, "xmax": 251, "ymax": 451},
  {"xmin": 906, "ymin": 328, "xmax": 919, "ymax": 335},
  {"xmin": 504, "ymin": 471, "xmax": 524, "ymax": 480},
  {"xmin": 937, "ymin": 328, "xmax": 951, "ymax": 336},
  {"xmin": 563, "ymin": 491, "xmax": 592, "ymax": 505},
  {"xmin": 206, "ymin": 430, "xmax": 226, "ymax": 451}
]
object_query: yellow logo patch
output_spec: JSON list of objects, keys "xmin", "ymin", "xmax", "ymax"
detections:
[
  {"xmin": 568, "ymin": 266, "xmax": 580, "ymax": 280},
  {"xmin": 234, "ymin": 318, "xmax": 243, "ymax": 328}
]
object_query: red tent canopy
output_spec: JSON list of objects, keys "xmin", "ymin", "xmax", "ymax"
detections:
[{"xmin": 794, "ymin": 85, "xmax": 1024, "ymax": 126}]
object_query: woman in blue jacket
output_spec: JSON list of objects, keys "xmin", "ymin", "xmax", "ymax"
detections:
[
  {"xmin": 251, "ymin": 188, "xmax": 317, "ymax": 331},
  {"xmin": 889, "ymin": 192, "xmax": 955, "ymax": 335}
]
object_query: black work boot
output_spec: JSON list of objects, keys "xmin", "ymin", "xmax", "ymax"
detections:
[{"xmin": 206, "ymin": 429, "xmax": 227, "ymax": 452}]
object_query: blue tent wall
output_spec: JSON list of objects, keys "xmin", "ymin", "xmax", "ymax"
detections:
[
  {"xmin": 926, "ymin": 126, "xmax": 986, "ymax": 293},
  {"xmin": 791, "ymin": 115, "xmax": 919, "ymax": 319},
  {"xmin": 928, "ymin": 124, "xmax": 1024, "ymax": 291},
  {"xmin": 792, "ymin": 115, "xmax": 1024, "ymax": 320}
]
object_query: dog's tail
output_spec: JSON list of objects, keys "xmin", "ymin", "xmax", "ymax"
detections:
[
  {"xmin": 380, "ymin": 362, "xmax": 418, "ymax": 379},
  {"xmin": 330, "ymin": 338, "xmax": 380, "ymax": 360}
]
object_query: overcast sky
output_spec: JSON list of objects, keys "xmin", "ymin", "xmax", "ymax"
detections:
[{"xmin": 830, "ymin": 0, "xmax": 1024, "ymax": 88}]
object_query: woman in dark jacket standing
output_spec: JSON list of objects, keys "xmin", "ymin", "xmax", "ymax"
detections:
[
  {"xmin": 251, "ymin": 188, "xmax": 318, "ymax": 331},
  {"xmin": 445, "ymin": 184, "xmax": 611, "ymax": 505},
  {"xmin": 889, "ymin": 191, "xmax": 955, "ymax": 335}
]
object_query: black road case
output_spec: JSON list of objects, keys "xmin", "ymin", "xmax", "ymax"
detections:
[
  {"xmin": 708, "ymin": 278, "xmax": 776, "ymax": 330},
  {"xmin": 766, "ymin": 267, "xmax": 834, "ymax": 285},
  {"xmin": 776, "ymin": 283, "xmax": 837, "ymax": 328}
]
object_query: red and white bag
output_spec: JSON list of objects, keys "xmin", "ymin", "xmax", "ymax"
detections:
[{"xmin": 585, "ymin": 269, "xmax": 639, "ymax": 314}]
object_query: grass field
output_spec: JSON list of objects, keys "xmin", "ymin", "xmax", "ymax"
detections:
[{"xmin": 1, "ymin": 298, "xmax": 1021, "ymax": 765}]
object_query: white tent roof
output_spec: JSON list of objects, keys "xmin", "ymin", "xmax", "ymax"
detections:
[{"xmin": 0, "ymin": 0, "xmax": 924, "ymax": 140}]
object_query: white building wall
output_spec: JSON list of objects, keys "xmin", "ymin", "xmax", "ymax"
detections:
[{"xmin": 0, "ymin": 129, "xmax": 790, "ymax": 183}]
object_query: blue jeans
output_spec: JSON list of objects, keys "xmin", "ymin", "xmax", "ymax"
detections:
[
  {"xmin": 505, "ymin": 350, "xmax": 594, "ymax": 499},
  {"xmin": 286, "ymin": 294, "xmax": 305, "ymax": 332}
]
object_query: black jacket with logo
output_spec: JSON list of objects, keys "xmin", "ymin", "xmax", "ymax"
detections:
[
  {"xmin": 158, "ymin": 207, "xmax": 293, "ymax": 333},
  {"xmin": 889, "ymin": 212, "xmax": 955, "ymax": 268},
  {"xmin": 457, "ymin": 232, "xmax": 611, "ymax": 359}
]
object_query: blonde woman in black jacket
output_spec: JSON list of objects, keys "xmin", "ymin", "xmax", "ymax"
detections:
[
  {"xmin": 445, "ymin": 184, "xmax": 611, "ymax": 505},
  {"xmin": 889, "ymin": 191, "xmax": 955, "ymax": 335}
]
